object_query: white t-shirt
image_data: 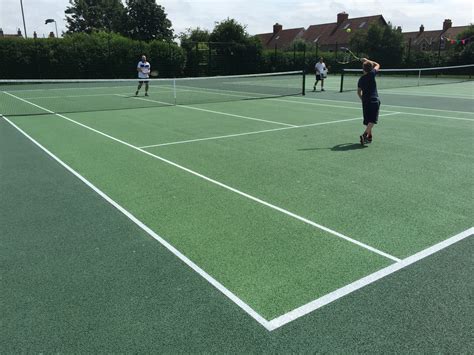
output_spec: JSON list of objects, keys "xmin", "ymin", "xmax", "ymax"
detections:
[
  {"xmin": 137, "ymin": 61, "xmax": 151, "ymax": 79},
  {"xmin": 315, "ymin": 62, "xmax": 327, "ymax": 75}
]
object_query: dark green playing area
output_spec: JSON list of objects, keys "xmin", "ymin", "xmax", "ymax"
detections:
[{"xmin": 1, "ymin": 75, "xmax": 473, "ymax": 352}]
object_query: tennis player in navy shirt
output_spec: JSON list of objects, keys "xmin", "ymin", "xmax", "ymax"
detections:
[{"xmin": 357, "ymin": 58, "xmax": 381, "ymax": 146}]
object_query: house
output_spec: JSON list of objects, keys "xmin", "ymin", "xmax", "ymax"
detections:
[
  {"xmin": 255, "ymin": 23, "xmax": 305, "ymax": 50},
  {"xmin": 402, "ymin": 19, "xmax": 470, "ymax": 52},
  {"xmin": 0, "ymin": 28, "xmax": 24, "ymax": 38},
  {"xmin": 301, "ymin": 12, "xmax": 387, "ymax": 51},
  {"xmin": 255, "ymin": 12, "xmax": 388, "ymax": 52}
]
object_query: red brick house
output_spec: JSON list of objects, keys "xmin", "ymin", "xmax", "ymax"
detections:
[
  {"xmin": 255, "ymin": 23, "xmax": 305, "ymax": 50},
  {"xmin": 0, "ymin": 28, "xmax": 24, "ymax": 38},
  {"xmin": 402, "ymin": 19, "xmax": 470, "ymax": 52},
  {"xmin": 302, "ymin": 12, "xmax": 387, "ymax": 51}
]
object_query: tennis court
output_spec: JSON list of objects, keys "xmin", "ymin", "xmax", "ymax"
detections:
[{"xmin": 2, "ymin": 70, "xmax": 473, "ymax": 351}]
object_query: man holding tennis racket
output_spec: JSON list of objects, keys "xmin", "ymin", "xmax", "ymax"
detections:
[
  {"xmin": 313, "ymin": 57, "xmax": 328, "ymax": 92},
  {"xmin": 357, "ymin": 58, "xmax": 381, "ymax": 145},
  {"xmin": 136, "ymin": 55, "xmax": 150, "ymax": 96}
]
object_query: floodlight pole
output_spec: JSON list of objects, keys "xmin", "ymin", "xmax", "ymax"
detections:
[{"xmin": 20, "ymin": 0, "xmax": 27, "ymax": 38}]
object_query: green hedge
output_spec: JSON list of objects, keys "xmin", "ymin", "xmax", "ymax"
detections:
[{"xmin": 0, "ymin": 32, "xmax": 186, "ymax": 79}]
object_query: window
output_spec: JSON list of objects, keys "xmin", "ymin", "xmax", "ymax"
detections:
[
  {"xmin": 421, "ymin": 42, "xmax": 428, "ymax": 51},
  {"xmin": 313, "ymin": 35, "xmax": 321, "ymax": 43},
  {"xmin": 359, "ymin": 22, "xmax": 366, "ymax": 28},
  {"xmin": 275, "ymin": 35, "xmax": 280, "ymax": 40},
  {"xmin": 343, "ymin": 23, "xmax": 351, "ymax": 29}
]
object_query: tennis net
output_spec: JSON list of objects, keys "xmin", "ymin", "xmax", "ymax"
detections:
[
  {"xmin": 0, "ymin": 71, "xmax": 305, "ymax": 116},
  {"xmin": 339, "ymin": 64, "xmax": 474, "ymax": 92}
]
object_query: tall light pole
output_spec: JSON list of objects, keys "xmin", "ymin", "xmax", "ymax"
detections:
[
  {"xmin": 45, "ymin": 19, "xmax": 58, "ymax": 38},
  {"xmin": 20, "ymin": 0, "xmax": 27, "ymax": 38}
]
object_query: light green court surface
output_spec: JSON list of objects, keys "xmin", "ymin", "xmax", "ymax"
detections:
[{"xmin": 2, "ymin": 78, "xmax": 473, "ymax": 339}]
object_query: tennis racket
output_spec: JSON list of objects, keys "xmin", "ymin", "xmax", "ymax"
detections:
[{"xmin": 336, "ymin": 47, "xmax": 361, "ymax": 64}]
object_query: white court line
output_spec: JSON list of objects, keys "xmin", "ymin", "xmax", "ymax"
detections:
[
  {"xmin": 379, "ymin": 90, "xmax": 474, "ymax": 100},
  {"xmin": 3, "ymin": 98, "xmax": 471, "ymax": 332},
  {"xmin": 120, "ymin": 95, "xmax": 297, "ymax": 128},
  {"xmin": 267, "ymin": 227, "xmax": 474, "ymax": 331},
  {"xmin": 140, "ymin": 83, "xmax": 474, "ymax": 122},
  {"xmin": 275, "ymin": 97, "xmax": 474, "ymax": 122},
  {"xmin": 1, "ymin": 113, "xmax": 272, "ymax": 332},
  {"xmin": 293, "ymin": 96, "xmax": 474, "ymax": 116},
  {"xmin": 4, "ymin": 90, "xmax": 401, "ymax": 264},
  {"xmin": 22, "ymin": 93, "xmax": 129, "ymax": 100},
  {"xmin": 139, "ymin": 112, "xmax": 400, "ymax": 149}
]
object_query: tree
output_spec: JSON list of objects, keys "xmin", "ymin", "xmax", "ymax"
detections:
[
  {"xmin": 125, "ymin": 0, "xmax": 173, "ymax": 41},
  {"xmin": 179, "ymin": 27, "xmax": 210, "ymax": 49},
  {"xmin": 455, "ymin": 24, "xmax": 474, "ymax": 64},
  {"xmin": 65, "ymin": 0, "xmax": 126, "ymax": 34},
  {"xmin": 349, "ymin": 22, "xmax": 404, "ymax": 67},
  {"xmin": 209, "ymin": 18, "xmax": 251, "ymax": 43}
]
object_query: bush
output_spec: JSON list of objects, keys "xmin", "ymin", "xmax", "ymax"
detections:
[{"xmin": 0, "ymin": 32, "xmax": 185, "ymax": 79}]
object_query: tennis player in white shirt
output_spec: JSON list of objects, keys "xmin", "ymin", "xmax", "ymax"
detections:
[
  {"xmin": 313, "ymin": 57, "xmax": 328, "ymax": 92},
  {"xmin": 135, "ymin": 55, "xmax": 151, "ymax": 96}
]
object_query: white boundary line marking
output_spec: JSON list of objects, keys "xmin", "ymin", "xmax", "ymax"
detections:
[
  {"xmin": 3, "ymin": 98, "xmax": 472, "ymax": 332},
  {"xmin": 293, "ymin": 96, "xmax": 474, "ymax": 115},
  {"xmin": 1, "ymin": 113, "xmax": 273, "ymax": 331},
  {"xmin": 125, "ymin": 95, "xmax": 297, "ymax": 127},
  {"xmin": 275, "ymin": 97, "xmax": 474, "ymax": 122},
  {"xmin": 267, "ymin": 227, "xmax": 474, "ymax": 331},
  {"xmin": 3, "ymin": 91, "xmax": 401, "ymax": 263},
  {"xmin": 131, "ymin": 84, "xmax": 473, "ymax": 122},
  {"xmin": 138, "ymin": 112, "xmax": 400, "ymax": 149},
  {"xmin": 378, "ymin": 90, "xmax": 474, "ymax": 100}
]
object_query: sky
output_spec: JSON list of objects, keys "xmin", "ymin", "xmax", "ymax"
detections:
[{"xmin": 0, "ymin": 0, "xmax": 472, "ymax": 38}]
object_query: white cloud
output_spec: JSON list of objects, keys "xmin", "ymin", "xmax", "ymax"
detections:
[{"xmin": 0, "ymin": 0, "xmax": 471, "ymax": 38}]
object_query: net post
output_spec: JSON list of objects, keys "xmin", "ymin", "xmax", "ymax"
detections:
[
  {"xmin": 340, "ymin": 70, "xmax": 345, "ymax": 92},
  {"xmin": 173, "ymin": 79, "xmax": 177, "ymax": 105},
  {"xmin": 302, "ymin": 70, "xmax": 306, "ymax": 96},
  {"xmin": 417, "ymin": 69, "xmax": 421, "ymax": 86}
]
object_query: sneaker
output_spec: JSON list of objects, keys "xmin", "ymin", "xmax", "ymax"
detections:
[
  {"xmin": 360, "ymin": 133, "xmax": 369, "ymax": 146},
  {"xmin": 312, "ymin": 86, "xmax": 316, "ymax": 92},
  {"xmin": 135, "ymin": 91, "xmax": 139, "ymax": 96},
  {"xmin": 367, "ymin": 135, "xmax": 373, "ymax": 143},
  {"xmin": 145, "ymin": 93, "xmax": 149, "ymax": 96},
  {"xmin": 321, "ymin": 88, "xmax": 325, "ymax": 92}
]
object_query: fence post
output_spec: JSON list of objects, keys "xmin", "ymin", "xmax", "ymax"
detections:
[
  {"xmin": 208, "ymin": 42, "xmax": 212, "ymax": 75},
  {"xmin": 407, "ymin": 38, "xmax": 412, "ymax": 64}
]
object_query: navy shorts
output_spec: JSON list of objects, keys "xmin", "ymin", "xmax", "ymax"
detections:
[
  {"xmin": 362, "ymin": 99, "xmax": 381, "ymax": 125},
  {"xmin": 315, "ymin": 74, "xmax": 322, "ymax": 80},
  {"xmin": 138, "ymin": 80, "xmax": 149, "ymax": 84}
]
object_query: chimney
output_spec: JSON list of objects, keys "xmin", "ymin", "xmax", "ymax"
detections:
[
  {"xmin": 49, "ymin": 31, "xmax": 55, "ymax": 38},
  {"xmin": 337, "ymin": 12, "xmax": 349, "ymax": 26},
  {"xmin": 419, "ymin": 25, "xmax": 424, "ymax": 33},
  {"xmin": 443, "ymin": 19, "xmax": 452, "ymax": 31},
  {"xmin": 33, "ymin": 31, "xmax": 38, "ymax": 39},
  {"xmin": 396, "ymin": 26, "xmax": 402, "ymax": 32},
  {"xmin": 273, "ymin": 23, "xmax": 282, "ymax": 34},
  {"xmin": 0, "ymin": 28, "xmax": 3, "ymax": 37},
  {"xmin": 17, "ymin": 28, "xmax": 22, "ymax": 36}
]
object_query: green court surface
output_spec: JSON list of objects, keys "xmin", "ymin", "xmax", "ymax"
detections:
[{"xmin": 1, "ymin": 76, "xmax": 473, "ymax": 352}]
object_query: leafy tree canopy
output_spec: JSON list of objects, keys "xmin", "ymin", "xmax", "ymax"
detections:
[
  {"xmin": 209, "ymin": 18, "xmax": 251, "ymax": 43},
  {"xmin": 349, "ymin": 22, "xmax": 404, "ymax": 67},
  {"xmin": 65, "ymin": 0, "xmax": 126, "ymax": 34},
  {"xmin": 125, "ymin": 0, "xmax": 173, "ymax": 41}
]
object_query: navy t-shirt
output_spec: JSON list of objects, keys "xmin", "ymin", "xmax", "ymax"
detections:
[{"xmin": 358, "ymin": 69, "xmax": 379, "ymax": 103}]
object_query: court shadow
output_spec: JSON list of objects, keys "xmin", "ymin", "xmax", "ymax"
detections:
[
  {"xmin": 331, "ymin": 143, "xmax": 367, "ymax": 151},
  {"xmin": 298, "ymin": 143, "xmax": 367, "ymax": 152}
]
